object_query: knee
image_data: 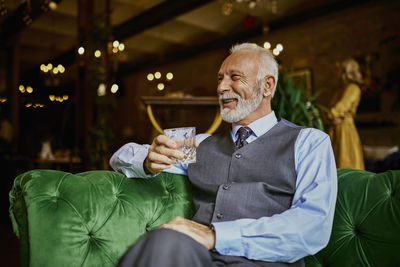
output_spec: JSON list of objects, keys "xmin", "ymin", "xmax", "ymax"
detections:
[
  {"xmin": 119, "ymin": 228, "xmax": 211, "ymax": 267},
  {"xmin": 143, "ymin": 228, "xmax": 195, "ymax": 251}
]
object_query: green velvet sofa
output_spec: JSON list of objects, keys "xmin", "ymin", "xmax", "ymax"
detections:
[{"xmin": 9, "ymin": 168, "xmax": 400, "ymax": 267}]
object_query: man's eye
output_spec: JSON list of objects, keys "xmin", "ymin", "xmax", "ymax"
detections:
[{"xmin": 232, "ymin": 74, "xmax": 241, "ymax": 80}]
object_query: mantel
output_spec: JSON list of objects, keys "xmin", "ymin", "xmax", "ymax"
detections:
[{"xmin": 141, "ymin": 96, "xmax": 219, "ymax": 107}]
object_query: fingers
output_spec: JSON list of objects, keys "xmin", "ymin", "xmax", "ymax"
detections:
[
  {"xmin": 160, "ymin": 216, "xmax": 201, "ymax": 231},
  {"xmin": 160, "ymin": 216, "xmax": 192, "ymax": 233},
  {"xmin": 159, "ymin": 216, "xmax": 215, "ymax": 250},
  {"xmin": 145, "ymin": 157, "xmax": 171, "ymax": 174},
  {"xmin": 145, "ymin": 135, "xmax": 184, "ymax": 174},
  {"xmin": 160, "ymin": 216, "xmax": 184, "ymax": 230},
  {"xmin": 154, "ymin": 135, "xmax": 177, "ymax": 149},
  {"xmin": 151, "ymin": 135, "xmax": 184, "ymax": 160},
  {"xmin": 148, "ymin": 150, "xmax": 172, "ymax": 163},
  {"xmin": 153, "ymin": 144, "xmax": 184, "ymax": 160}
]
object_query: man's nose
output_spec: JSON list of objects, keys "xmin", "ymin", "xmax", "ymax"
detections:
[{"xmin": 217, "ymin": 78, "xmax": 231, "ymax": 94}]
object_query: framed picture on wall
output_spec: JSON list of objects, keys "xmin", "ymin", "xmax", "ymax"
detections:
[{"xmin": 285, "ymin": 68, "xmax": 313, "ymax": 97}]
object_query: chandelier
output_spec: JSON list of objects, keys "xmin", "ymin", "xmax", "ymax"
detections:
[
  {"xmin": 146, "ymin": 71, "xmax": 174, "ymax": 92},
  {"xmin": 221, "ymin": 0, "xmax": 278, "ymax": 16}
]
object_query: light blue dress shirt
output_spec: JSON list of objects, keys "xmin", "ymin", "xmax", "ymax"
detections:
[{"xmin": 109, "ymin": 111, "xmax": 338, "ymax": 263}]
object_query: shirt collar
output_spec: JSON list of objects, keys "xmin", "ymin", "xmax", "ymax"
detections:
[{"xmin": 232, "ymin": 111, "xmax": 278, "ymax": 138}]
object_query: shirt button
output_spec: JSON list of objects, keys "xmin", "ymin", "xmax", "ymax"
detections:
[
  {"xmin": 235, "ymin": 154, "xmax": 242, "ymax": 159},
  {"xmin": 216, "ymin": 213, "xmax": 223, "ymax": 219}
]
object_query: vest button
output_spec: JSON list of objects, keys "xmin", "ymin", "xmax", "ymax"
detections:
[
  {"xmin": 235, "ymin": 154, "xmax": 242, "ymax": 159},
  {"xmin": 216, "ymin": 213, "xmax": 223, "ymax": 219}
]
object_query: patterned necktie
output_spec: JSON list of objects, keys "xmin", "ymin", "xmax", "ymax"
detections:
[{"xmin": 235, "ymin": 127, "xmax": 253, "ymax": 149}]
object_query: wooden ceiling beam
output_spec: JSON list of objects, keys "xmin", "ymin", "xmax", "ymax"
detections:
[
  {"xmin": 112, "ymin": 0, "xmax": 215, "ymax": 41},
  {"xmin": 118, "ymin": 0, "xmax": 373, "ymax": 76},
  {"xmin": 21, "ymin": 0, "xmax": 213, "ymax": 80},
  {"xmin": 0, "ymin": 0, "xmax": 63, "ymax": 46}
]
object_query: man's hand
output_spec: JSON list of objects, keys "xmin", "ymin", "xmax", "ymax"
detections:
[
  {"xmin": 144, "ymin": 135, "xmax": 184, "ymax": 174},
  {"xmin": 160, "ymin": 216, "xmax": 215, "ymax": 250}
]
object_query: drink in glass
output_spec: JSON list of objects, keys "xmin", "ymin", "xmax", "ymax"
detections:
[{"xmin": 164, "ymin": 127, "xmax": 196, "ymax": 164}]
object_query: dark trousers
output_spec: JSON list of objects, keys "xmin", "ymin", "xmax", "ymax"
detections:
[{"xmin": 118, "ymin": 229, "xmax": 304, "ymax": 267}]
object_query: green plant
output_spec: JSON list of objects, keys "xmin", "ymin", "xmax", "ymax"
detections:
[
  {"xmin": 85, "ymin": 14, "xmax": 115, "ymax": 170},
  {"xmin": 272, "ymin": 73, "xmax": 327, "ymax": 131}
]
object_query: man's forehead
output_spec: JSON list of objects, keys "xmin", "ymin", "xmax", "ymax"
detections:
[
  {"xmin": 218, "ymin": 50, "xmax": 259, "ymax": 74},
  {"xmin": 217, "ymin": 67, "xmax": 244, "ymax": 75}
]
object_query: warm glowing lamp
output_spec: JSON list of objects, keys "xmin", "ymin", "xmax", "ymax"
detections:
[
  {"xmin": 157, "ymin": 83, "xmax": 165, "ymax": 90},
  {"xmin": 111, "ymin": 84, "xmax": 119, "ymax": 93},
  {"xmin": 94, "ymin": 50, "xmax": 101, "ymax": 58},
  {"xmin": 147, "ymin": 74, "xmax": 154, "ymax": 81},
  {"xmin": 166, "ymin": 72, "xmax": 173, "ymax": 80},
  {"xmin": 263, "ymin": 42, "xmax": 271, "ymax": 49},
  {"xmin": 78, "ymin": 47, "xmax": 85, "ymax": 55}
]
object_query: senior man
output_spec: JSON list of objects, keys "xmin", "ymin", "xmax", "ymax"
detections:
[{"xmin": 110, "ymin": 43, "xmax": 337, "ymax": 267}]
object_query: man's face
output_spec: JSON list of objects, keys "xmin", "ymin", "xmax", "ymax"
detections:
[{"xmin": 217, "ymin": 50, "xmax": 263, "ymax": 123}]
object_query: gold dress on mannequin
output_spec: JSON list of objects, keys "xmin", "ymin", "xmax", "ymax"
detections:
[{"xmin": 329, "ymin": 83, "xmax": 365, "ymax": 169}]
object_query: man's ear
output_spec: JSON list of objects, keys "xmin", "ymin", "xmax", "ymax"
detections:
[
  {"xmin": 263, "ymin": 75, "xmax": 275, "ymax": 97},
  {"xmin": 263, "ymin": 90, "xmax": 271, "ymax": 97}
]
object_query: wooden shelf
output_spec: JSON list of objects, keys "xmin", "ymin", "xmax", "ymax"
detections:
[{"xmin": 141, "ymin": 96, "xmax": 218, "ymax": 107}]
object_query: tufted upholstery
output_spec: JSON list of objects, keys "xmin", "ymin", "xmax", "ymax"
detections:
[
  {"xmin": 9, "ymin": 170, "xmax": 194, "ymax": 267},
  {"xmin": 304, "ymin": 168, "xmax": 400, "ymax": 267},
  {"xmin": 9, "ymin": 168, "xmax": 400, "ymax": 267}
]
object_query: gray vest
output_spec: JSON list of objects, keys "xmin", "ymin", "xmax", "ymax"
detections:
[
  {"xmin": 187, "ymin": 119, "xmax": 305, "ymax": 266},
  {"xmin": 188, "ymin": 119, "xmax": 303, "ymax": 225}
]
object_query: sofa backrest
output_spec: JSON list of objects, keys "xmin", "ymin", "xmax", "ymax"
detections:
[
  {"xmin": 9, "ymin": 168, "xmax": 400, "ymax": 266},
  {"xmin": 304, "ymin": 168, "xmax": 400, "ymax": 266},
  {"xmin": 10, "ymin": 170, "xmax": 194, "ymax": 267}
]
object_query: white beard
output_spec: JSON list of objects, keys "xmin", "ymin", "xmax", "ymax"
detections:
[{"xmin": 219, "ymin": 86, "xmax": 263, "ymax": 123}]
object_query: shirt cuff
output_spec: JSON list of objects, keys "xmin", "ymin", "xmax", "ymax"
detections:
[
  {"xmin": 118, "ymin": 144, "xmax": 157, "ymax": 178},
  {"xmin": 212, "ymin": 220, "xmax": 244, "ymax": 256}
]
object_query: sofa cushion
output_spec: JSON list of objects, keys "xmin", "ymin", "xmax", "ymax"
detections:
[
  {"xmin": 9, "ymin": 170, "xmax": 194, "ymax": 267},
  {"xmin": 304, "ymin": 168, "xmax": 400, "ymax": 266},
  {"xmin": 9, "ymin": 168, "xmax": 400, "ymax": 266}
]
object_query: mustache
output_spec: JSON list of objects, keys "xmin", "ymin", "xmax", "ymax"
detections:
[{"xmin": 219, "ymin": 92, "xmax": 241, "ymax": 101}]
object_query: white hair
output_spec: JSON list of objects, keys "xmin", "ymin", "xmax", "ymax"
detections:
[{"xmin": 230, "ymin": 43, "xmax": 279, "ymax": 97}]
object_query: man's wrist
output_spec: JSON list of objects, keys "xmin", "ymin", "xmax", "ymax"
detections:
[
  {"xmin": 143, "ymin": 158, "xmax": 152, "ymax": 174},
  {"xmin": 209, "ymin": 224, "xmax": 216, "ymax": 250},
  {"xmin": 143, "ymin": 160, "xmax": 149, "ymax": 174}
]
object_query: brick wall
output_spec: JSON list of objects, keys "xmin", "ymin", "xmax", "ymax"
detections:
[{"xmin": 113, "ymin": 0, "xmax": 400, "ymax": 148}]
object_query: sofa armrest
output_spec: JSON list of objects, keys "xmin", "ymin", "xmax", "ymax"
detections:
[
  {"xmin": 305, "ymin": 169, "xmax": 400, "ymax": 267},
  {"xmin": 9, "ymin": 169, "xmax": 194, "ymax": 267}
]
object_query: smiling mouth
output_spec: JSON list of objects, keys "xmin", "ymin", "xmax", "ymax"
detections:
[
  {"xmin": 220, "ymin": 98, "xmax": 238, "ymax": 109},
  {"xmin": 221, "ymin": 98, "xmax": 238, "ymax": 104}
]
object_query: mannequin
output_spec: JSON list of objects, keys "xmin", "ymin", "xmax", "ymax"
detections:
[{"xmin": 329, "ymin": 58, "xmax": 365, "ymax": 169}]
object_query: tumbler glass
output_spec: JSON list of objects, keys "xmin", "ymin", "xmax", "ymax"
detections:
[{"xmin": 164, "ymin": 127, "xmax": 196, "ymax": 164}]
